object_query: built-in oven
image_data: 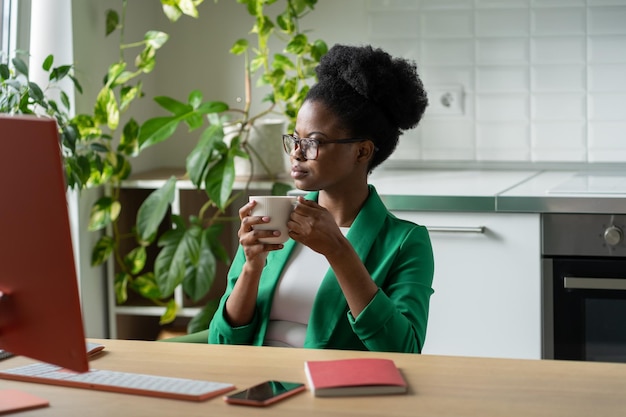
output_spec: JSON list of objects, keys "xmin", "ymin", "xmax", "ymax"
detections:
[{"xmin": 542, "ymin": 213, "xmax": 626, "ymax": 363}]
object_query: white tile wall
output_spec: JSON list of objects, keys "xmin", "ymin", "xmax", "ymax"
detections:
[{"xmin": 367, "ymin": 0, "xmax": 626, "ymax": 165}]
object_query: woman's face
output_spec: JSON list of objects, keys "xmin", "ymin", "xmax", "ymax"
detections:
[{"xmin": 289, "ymin": 100, "xmax": 368, "ymax": 192}]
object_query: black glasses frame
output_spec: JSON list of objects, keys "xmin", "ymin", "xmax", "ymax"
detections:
[{"xmin": 282, "ymin": 134, "xmax": 367, "ymax": 160}]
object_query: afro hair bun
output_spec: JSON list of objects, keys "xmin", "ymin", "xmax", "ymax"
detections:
[{"xmin": 315, "ymin": 44, "xmax": 428, "ymax": 131}]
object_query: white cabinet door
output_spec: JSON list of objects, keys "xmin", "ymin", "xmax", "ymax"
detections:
[{"xmin": 393, "ymin": 211, "xmax": 541, "ymax": 359}]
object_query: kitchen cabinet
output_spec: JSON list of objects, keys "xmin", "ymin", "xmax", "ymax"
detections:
[
  {"xmin": 107, "ymin": 169, "xmax": 275, "ymax": 339},
  {"xmin": 392, "ymin": 211, "xmax": 541, "ymax": 359}
]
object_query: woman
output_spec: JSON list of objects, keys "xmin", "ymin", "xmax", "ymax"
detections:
[{"xmin": 209, "ymin": 44, "xmax": 433, "ymax": 353}]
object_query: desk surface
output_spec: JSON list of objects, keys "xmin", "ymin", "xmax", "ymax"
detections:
[{"xmin": 1, "ymin": 339, "xmax": 625, "ymax": 416}]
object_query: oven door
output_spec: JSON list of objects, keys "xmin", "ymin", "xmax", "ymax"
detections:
[{"xmin": 546, "ymin": 258, "xmax": 626, "ymax": 363}]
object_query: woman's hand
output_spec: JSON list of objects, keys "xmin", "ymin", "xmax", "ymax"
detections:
[
  {"xmin": 238, "ymin": 199, "xmax": 285, "ymax": 268},
  {"xmin": 287, "ymin": 197, "xmax": 346, "ymax": 255},
  {"xmin": 223, "ymin": 198, "xmax": 287, "ymax": 327}
]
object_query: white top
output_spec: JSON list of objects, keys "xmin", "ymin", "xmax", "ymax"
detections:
[{"xmin": 264, "ymin": 227, "xmax": 350, "ymax": 347}]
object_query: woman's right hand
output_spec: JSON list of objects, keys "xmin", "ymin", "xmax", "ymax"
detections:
[
  {"xmin": 223, "ymin": 199, "xmax": 283, "ymax": 327},
  {"xmin": 237, "ymin": 199, "xmax": 283, "ymax": 269}
]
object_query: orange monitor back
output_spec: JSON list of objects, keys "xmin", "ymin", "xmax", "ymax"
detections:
[{"xmin": 0, "ymin": 114, "xmax": 89, "ymax": 372}]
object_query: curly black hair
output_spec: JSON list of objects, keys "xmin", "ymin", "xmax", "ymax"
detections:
[{"xmin": 304, "ymin": 44, "xmax": 428, "ymax": 170}]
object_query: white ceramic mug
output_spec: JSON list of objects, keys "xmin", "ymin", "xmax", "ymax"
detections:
[{"xmin": 249, "ymin": 195, "xmax": 297, "ymax": 244}]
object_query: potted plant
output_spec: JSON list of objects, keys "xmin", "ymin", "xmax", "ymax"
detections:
[
  {"xmin": 90, "ymin": 0, "xmax": 328, "ymax": 334},
  {"xmin": 1, "ymin": 0, "xmax": 208, "ymax": 334},
  {"xmin": 1, "ymin": 0, "xmax": 327, "ymax": 336}
]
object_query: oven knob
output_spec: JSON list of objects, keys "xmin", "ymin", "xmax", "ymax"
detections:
[{"xmin": 603, "ymin": 225, "xmax": 623, "ymax": 246}]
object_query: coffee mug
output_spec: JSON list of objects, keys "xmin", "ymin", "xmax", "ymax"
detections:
[{"xmin": 249, "ymin": 195, "xmax": 297, "ymax": 244}]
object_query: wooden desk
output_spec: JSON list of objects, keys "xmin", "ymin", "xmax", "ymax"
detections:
[{"xmin": 1, "ymin": 339, "xmax": 625, "ymax": 416}]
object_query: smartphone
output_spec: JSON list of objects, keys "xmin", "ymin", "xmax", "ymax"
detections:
[{"xmin": 223, "ymin": 380, "xmax": 305, "ymax": 406}]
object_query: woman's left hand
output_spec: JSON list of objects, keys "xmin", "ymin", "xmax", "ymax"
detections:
[{"xmin": 287, "ymin": 197, "xmax": 345, "ymax": 255}]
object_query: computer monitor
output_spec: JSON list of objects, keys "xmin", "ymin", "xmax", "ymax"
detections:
[{"xmin": 0, "ymin": 114, "xmax": 89, "ymax": 372}]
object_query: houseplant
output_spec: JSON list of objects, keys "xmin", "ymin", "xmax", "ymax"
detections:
[
  {"xmin": 90, "ymin": 0, "xmax": 328, "ymax": 333},
  {"xmin": 1, "ymin": 0, "xmax": 327, "ymax": 336}
]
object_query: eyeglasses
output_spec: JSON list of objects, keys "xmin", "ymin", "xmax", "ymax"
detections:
[{"xmin": 282, "ymin": 134, "xmax": 368, "ymax": 161}]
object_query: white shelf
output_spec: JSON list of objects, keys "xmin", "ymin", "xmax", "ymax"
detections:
[{"xmin": 107, "ymin": 168, "xmax": 279, "ymax": 339}]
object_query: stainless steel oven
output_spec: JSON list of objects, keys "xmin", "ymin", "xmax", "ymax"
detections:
[{"xmin": 542, "ymin": 213, "xmax": 626, "ymax": 362}]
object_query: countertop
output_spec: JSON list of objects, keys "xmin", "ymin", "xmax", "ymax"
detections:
[
  {"xmin": 126, "ymin": 167, "xmax": 626, "ymax": 214},
  {"xmin": 369, "ymin": 169, "xmax": 626, "ymax": 214}
]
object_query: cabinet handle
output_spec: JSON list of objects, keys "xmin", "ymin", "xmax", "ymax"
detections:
[
  {"xmin": 564, "ymin": 277, "xmax": 626, "ymax": 291},
  {"xmin": 426, "ymin": 226, "xmax": 486, "ymax": 234}
]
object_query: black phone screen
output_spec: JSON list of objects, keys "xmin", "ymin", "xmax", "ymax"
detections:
[{"xmin": 224, "ymin": 380, "xmax": 305, "ymax": 406}]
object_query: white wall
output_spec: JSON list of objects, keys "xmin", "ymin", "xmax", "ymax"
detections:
[
  {"xmin": 366, "ymin": 0, "xmax": 626, "ymax": 165},
  {"xmin": 73, "ymin": 0, "xmax": 626, "ymax": 171}
]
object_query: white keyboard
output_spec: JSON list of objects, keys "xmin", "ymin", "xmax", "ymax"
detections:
[{"xmin": 0, "ymin": 362, "xmax": 235, "ymax": 401}]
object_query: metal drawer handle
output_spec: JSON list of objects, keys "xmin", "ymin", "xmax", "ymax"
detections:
[
  {"xmin": 564, "ymin": 277, "xmax": 626, "ymax": 291},
  {"xmin": 426, "ymin": 226, "xmax": 485, "ymax": 234}
]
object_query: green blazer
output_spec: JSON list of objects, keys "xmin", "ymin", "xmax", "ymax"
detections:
[{"xmin": 208, "ymin": 185, "xmax": 434, "ymax": 353}]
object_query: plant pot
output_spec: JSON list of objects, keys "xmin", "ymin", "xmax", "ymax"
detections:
[{"xmin": 224, "ymin": 119, "xmax": 288, "ymax": 180}]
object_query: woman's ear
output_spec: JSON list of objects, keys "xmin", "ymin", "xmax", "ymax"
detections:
[{"xmin": 356, "ymin": 140, "xmax": 376, "ymax": 164}]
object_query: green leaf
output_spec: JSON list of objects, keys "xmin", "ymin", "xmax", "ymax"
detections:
[
  {"xmin": 176, "ymin": 0, "xmax": 200, "ymax": 18},
  {"xmin": 272, "ymin": 54, "xmax": 296, "ymax": 71},
  {"xmin": 250, "ymin": 56, "xmax": 265, "ymax": 73},
  {"xmin": 161, "ymin": 4, "xmax": 183, "ymax": 22},
  {"xmin": 42, "ymin": 55, "xmax": 54, "ymax": 71},
  {"xmin": 130, "ymin": 273, "xmax": 162, "ymax": 300},
  {"xmin": 255, "ymin": 15, "xmax": 274, "ymax": 37},
  {"xmin": 69, "ymin": 74, "xmax": 83, "ymax": 94},
  {"xmin": 311, "ymin": 39, "xmax": 328, "ymax": 61},
  {"xmin": 112, "ymin": 154, "xmax": 132, "ymax": 181},
  {"xmin": 120, "ymin": 83, "xmax": 141, "ymax": 111},
  {"xmin": 285, "ymin": 33, "xmax": 308, "ymax": 55},
  {"xmin": 50, "ymin": 65, "xmax": 71, "ymax": 82},
  {"xmin": 91, "ymin": 235, "xmax": 116, "ymax": 266},
  {"xmin": 182, "ymin": 226, "xmax": 217, "ymax": 301},
  {"xmin": 185, "ymin": 113, "xmax": 203, "ymax": 131},
  {"xmin": 94, "ymin": 86, "xmax": 120, "ymax": 130},
  {"xmin": 195, "ymin": 101, "xmax": 229, "ymax": 114},
  {"xmin": 276, "ymin": 12, "xmax": 294, "ymax": 33},
  {"xmin": 89, "ymin": 143, "xmax": 108, "ymax": 153},
  {"xmin": 154, "ymin": 96, "xmax": 191, "ymax": 115},
  {"xmin": 60, "ymin": 91, "xmax": 70, "ymax": 110},
  {"xmin": 0, "ymin": 64, "xmax": 10, "ymax": 80},
  {"xmin": 105, "ymin": 9, "xmax": 119, "ymax": 36},
  {"xmin": 116, "ymin": 71, "xmax": 136, "ymax": 87},
  {"xmin": 187, "ymin": 299, "xmax": 219, "ymax": 334},
  {"xmin": 12, "ymin": 57, "xmax": 28, "ymax": 76},
  {"xmin": 154, "ymin": 217, "xmax": 202, "ymax": 297},
  {"xmin": 123, "ymin": 246, "xmax": 147, "ymax": 275},
  {"xmin": 138, "ymin": 116, "xmax": 181, "ymax": 151},
  {"xmin": 136, "ymin": 176, "xmax": 177, "ymax": 244},
  {"xmin": 229, "ymin": 38, "xmax": 249, "ymax": 55},
  {"xmin": 292, "ymin": 0, "xmax": 316, "ymax": 14},
  {"xmin": 27, "ymin": 82, "xmax": 45, "ymax": 102},
  {"xmin": 188, "ymin": 90, "xmax": 202, "ymax": 109},
  {"xmin": 145, "ymin": 31, "xmax": 169, "ymax": 49},
  {"xmin": 118, "ymin": 118, "xmax": 140, "ymax": 156},
  {"xmin": 61, "ymin": 124, "xmax": 78, "ymax": 152},
  {"xmin": 160, "ymin": 299, "xmax": 179, "ymax": 325},
  {"xmin": 114, "ymin": 272, "xmax": 130, "ymax": 304},
  {"xmin": 136, "ymin": 45, "xmax": 156, "ymax": 73},
  {"xmin": 205, "ymin": 149, "xmax": 236, "ymax": 210},
  {"xmin": 88, "ymin": 196, "xmax": 121, "ymax": 231},
  {"xmin": 186, "ymin": 123, "xmax": 224, "ymax": 186},
  {"xmin": 106, "ymin": 62, "xmax": 126, "ymax": 87}
]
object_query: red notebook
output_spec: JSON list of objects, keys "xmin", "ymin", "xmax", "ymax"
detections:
[
  {"xmin": 0, "ymin": 389, "xmax": 49, "ymax": 414},
  {"xmin": 304, "ymin": 358, "xmax": 407, "ymax": 397}
]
